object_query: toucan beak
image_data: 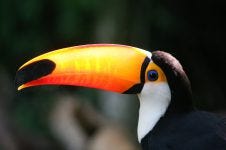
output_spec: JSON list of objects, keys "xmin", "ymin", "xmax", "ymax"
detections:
[{"xmin": 15, "ymin": 44, "xmax": 151, "ymax": 94}]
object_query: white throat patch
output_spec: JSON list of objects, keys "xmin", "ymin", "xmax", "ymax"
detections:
[{"xmin": 137, "ymin": 82, "xmax": 171, "ymax": 142}]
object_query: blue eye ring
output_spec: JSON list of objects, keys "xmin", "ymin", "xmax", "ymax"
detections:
[{"xmin": 147, "ymin": 70, "xmax": 158, "ymax": 81}]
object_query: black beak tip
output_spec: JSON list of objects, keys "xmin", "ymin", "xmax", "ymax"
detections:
[{"xmin": 14, "ymin": 59, "xmax": 56, "ymax": 90}]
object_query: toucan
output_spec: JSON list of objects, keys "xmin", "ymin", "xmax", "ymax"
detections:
[{"xmin": 15, "ymin": 44, "xmax": 226, "ymax": 150}]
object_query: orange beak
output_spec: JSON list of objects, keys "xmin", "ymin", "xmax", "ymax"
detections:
[{"xmin": 15, "ymin": 44, "xmax": 151, "ymax": 94}]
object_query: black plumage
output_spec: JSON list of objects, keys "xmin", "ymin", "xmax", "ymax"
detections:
[
  {"xmin": 141, "ymin": 111, "xmax": 226, "ymax": 150},
  {"xmin": 141, "ymin": 51, "xmax": 226, "ymax": 150}
]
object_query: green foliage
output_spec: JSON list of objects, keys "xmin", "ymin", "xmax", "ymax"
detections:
[{"xmin": 0, "ymin": 0, "xmax": 101, "ymax": 74}]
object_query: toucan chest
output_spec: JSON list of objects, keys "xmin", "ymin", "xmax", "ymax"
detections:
[{"xmin": 141, "ymin": 111, "xmax": 226, "ymax": 150}]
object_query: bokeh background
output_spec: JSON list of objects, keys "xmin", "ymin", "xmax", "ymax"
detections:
[{"xmin": 1, "ymin": 0, "xmax": 226, "ymax": 149}]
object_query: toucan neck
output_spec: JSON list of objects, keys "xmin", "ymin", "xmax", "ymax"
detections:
[
  {"xmin": 165, "ymin": 82, "xmax": 194, "ymax": 115},
  {"xmin": 137, "ymin": 82, "xmax": 194, "ymax": 143},
  {"xmin": 137, "ymin": 82, "xmax": 171, "ymax": 142}
]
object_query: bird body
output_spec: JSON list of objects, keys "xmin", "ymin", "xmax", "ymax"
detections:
[{"xmin": 15, "ymin": 44, "xmax": 226, "ymax": 150}]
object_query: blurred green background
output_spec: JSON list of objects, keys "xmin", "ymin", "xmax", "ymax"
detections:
[{"xmin": 1, "ymin": 0, "xmax": 226, "ymax": 149}]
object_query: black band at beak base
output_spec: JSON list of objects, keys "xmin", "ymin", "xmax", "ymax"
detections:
[{"xmin": 123, "ymin": 57, "xmax": 151, "ymax": 94}]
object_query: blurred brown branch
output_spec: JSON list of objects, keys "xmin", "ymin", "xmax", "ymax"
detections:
[{"xmin": 49, "ymin": 94, "xmax": 140, "ymax": 150}]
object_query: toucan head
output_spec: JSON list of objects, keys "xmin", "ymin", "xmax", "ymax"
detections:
[{"xmin": 15, "ymin": 44, "xmax": 193, "ymax": 142}]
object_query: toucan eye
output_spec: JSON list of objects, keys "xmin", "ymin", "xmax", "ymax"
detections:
[{"xmin": 147, "ymin": 70, "xmax": 158, "ymax": 81}]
